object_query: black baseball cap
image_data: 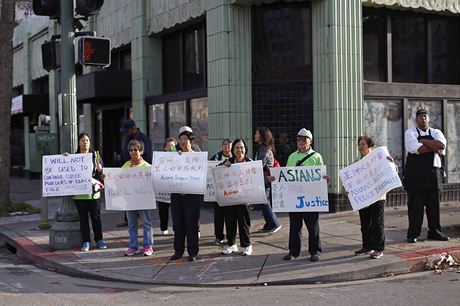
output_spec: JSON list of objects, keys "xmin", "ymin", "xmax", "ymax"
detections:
[{"xmin": 415, "ymin": 109, "xmax": 428, "ymax": 117}]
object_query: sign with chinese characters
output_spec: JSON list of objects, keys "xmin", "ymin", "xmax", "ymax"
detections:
[
  {"xmin": 271, "ymin": 166, "xmax": 329, "ymax": 212},
  {"xmin": 213, "ymin": 161, "xmax": 266, "ymax": 206},
  {"xmin": 42, "ymin": 153, "xmax": 93, "ymax": 197},
  {"xmin": 339, "ymin": 146, "xmax": 402, "ymax": 211},
  {"xmin": 204, "ymin": 161, "xmax": 220, "ymax": 202},
  {"xmin": 104, "ymin": 167, "xmax": 156, "ymax": 210},
  {"xmin": 151, "ymin": 152, "xmax": 208, "ymax": 194}
]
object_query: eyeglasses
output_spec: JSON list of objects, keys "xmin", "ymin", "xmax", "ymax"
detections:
[{"xmin": 129, "ymin": 148, "xmax": 140, "ymax": 152}]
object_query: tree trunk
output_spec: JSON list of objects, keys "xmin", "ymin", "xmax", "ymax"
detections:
[{"xmin": 0, "ymin": 0, "xmax": 16, "ymax": 207}]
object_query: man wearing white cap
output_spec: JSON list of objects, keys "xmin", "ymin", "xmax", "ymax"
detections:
[{"xmin": 283, "ymin": 128, "xmax": 326, "ymax": 262}]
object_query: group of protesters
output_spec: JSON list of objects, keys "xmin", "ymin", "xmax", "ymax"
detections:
[{"xmin": 72, "ymin": 107, "xmax": 449, "ymax": 263}]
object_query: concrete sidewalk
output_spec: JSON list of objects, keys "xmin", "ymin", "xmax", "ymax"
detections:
[{"xmin": 1, "ymin": 176, "xmax": 459, "ymax": 286}]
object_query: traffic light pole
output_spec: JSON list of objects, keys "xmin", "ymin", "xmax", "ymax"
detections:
[{"xmin": 49, "ymin": 0, "xmax": 82, "ymax": 249}]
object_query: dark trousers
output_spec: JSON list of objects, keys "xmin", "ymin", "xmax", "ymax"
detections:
[
  {"xmin": 359, "ymin": 200, "xmax": 385, "ymax": 251},
  {"xmin": 157, "ymin": 202, "xmax": 170, "ymax": 231},
  {"xmin": 171, "ymin": 194, "xmax": 201, "ymax": 257},
  {"xmin": 407, "ymin": 189, "xmax": 441, "ymax": 238},
  {"xmin": 74, "ymin": 199, "xmax": 103, "ymax": 243},
  {"xmin": 224, "ymin": 205, "xmax": 251, "ymax": 247},
  {"xmin": 288, "ymin": 212, "xmax": 321, "ymax": 256},
  {"xmin": 213, "ymin": 202, "xmax": 225, "ymax": 240}
]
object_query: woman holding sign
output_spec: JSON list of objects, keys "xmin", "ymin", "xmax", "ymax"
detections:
[
  {"xmin": 73, "ymin": 133, "xmax": 106, "ymax": 252},
  {"xmin": 351, "ymin": 136, "xmax": 395, "ymax": 260},
  {"xmin": 122, "ymin": 140, "xmax": 155, "ymax": 257},
  {"xmin": 221, "ymin": 138, "xmax": 254, "ymax": 256},
  {"xmin": 169, "ymin": 127, "xmax": 202, "ymax": 262}
]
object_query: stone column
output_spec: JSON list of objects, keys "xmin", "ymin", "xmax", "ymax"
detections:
[
  {"xmin": 312, "ymin": 0, "xmax": 363, "ymax": 210},
  {"xmin": 206, "ymin": 0, "xmax": 253, "ymax": 155}
]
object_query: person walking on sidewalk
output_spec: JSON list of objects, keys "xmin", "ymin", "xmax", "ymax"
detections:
[
  {"xmin": 157, "ymin": 138, "xmax": 176, "ymax": 235},
  {"xmin": 210, "ymin": 138, "xmax": 232, "ymax": 246},
  {"xmin": 403, "ymin": 108, "xmax": 449, "ymax": 243},
  {"xmin": 73, "ymin": 133, "xmax": 107, "ymax": 252},
  {"xmin": 122, "ymin": 140, "xmax": 155, "ymax": 257},
  {"xmin": 221, "ymin": 138, "xmax": 253, "ymax": 256},
  {"xmin": 352, "ymin": 136, "xmax": 396, "ymax": 260},
  {"xmin": 117, "ymin": 119, "xmax": 153, "ymax": 228},
  {"xmin": 253, "ymin": 127, "xmax": 282, "ymax": 233},
  {"xmin": 281, "ymin": 128, "xmax": 328, "ymax": 262},
  {"xmin": 169, "ymin": 127, "xmax": 202, "ymax": 262}
]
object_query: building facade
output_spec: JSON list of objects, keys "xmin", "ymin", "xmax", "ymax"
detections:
[{"xmin": 11, "ymin": 0, "xmax": 460, "ymax": 210}]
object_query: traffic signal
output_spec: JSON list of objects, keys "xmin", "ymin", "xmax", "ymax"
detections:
[
  {"xmin": 78, "ymin": 37, "xmax": 111, "ymax": 67},
  {"xmin": 42, "ymin": 40, "xmax": 61, "ymax": 71},
  {"xmin": 76, "ymin": 0, "xmax": 104, "ymax": 16},
  {"xmin": 32, "ymin": 0, "xmax": 59, "ymax": 19}
]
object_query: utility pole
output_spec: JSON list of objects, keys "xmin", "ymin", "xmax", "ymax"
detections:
[{"xmin": 49, "ymin": 0, "xmax": 81, "ymax": 249}]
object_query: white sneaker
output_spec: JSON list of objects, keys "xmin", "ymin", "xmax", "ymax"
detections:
[
  {"xmin": 161, "ymin": 230, "xmax": 168, "ymax": 235},
  {"xmin": 243, "ymin": 245, "xmax": 253, "ymax": 256},
  {"xmin": 222, "ymin": 244, "xmax": 238, "ymax": 255}
]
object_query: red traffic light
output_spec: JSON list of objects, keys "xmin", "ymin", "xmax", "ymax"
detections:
[{"xmin": 78, "ymin": 37, "xmax": 111, "ymax": 67}]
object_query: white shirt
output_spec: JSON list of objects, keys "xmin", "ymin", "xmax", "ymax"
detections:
[{"xmin": 404, "ymin": 127, "xmax": 446, "ymax": 168}]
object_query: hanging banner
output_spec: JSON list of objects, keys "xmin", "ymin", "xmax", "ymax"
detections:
[
  {"xmin": 213, "ymin": 160, "xmax": 266, "ymax": 206},
  {"xmin": 151, "ymin": 152, "xmax": 208, "ymax": 194},
  {"xmin": 104, "ymin": 167, "xmax": 156, "ymax": 211},
  {"xmin": 271, "ymin": 165, "xmax": 329, "ymax": 212},
  {"xmin": 339, "ymin": 146, "xmax": 402, "ymax": 211},
  {"xmin": 204, "ymin": 161, "xmax": 220, "ymax": 202},
  {"xmin": 42, "ymin": 153, "xmax": 93, "ymax": 197}
]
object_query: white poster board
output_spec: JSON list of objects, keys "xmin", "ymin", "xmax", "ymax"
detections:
[
  {"xmin": 151, "ymin": 152, "xmax": 208, "ymax": 194},
  {"xmin": 104, "ymin": 167, "xmax": 156, "ymax": 211},
  {"xmin": 204, "ymin": 161, "xmax": 220, "ymax": 202},
  {"xmin": 155, "ymin": 193, "xmax": 171, "ymax": 203},
  {"xmin": 339, "ymin": 146, "xmax": 402, "ymax": 211},
  {"xmin": 42, "ymin": 153, "xmax": 93, "ymax": 197},
  {"xmin": 271, "ymin": 165, "xmax": 329, "ymax": 212},
  {"xmin": 213, "ymin": 160, "xmax": 267, "ymax": 206}
]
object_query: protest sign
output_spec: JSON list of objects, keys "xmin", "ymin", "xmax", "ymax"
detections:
[
  {"xmin": 42, "ymin": 153, "xmax": 93, "ymax": 197},
  {"xmin": 271, "ymin": 165, "xmax": 329, "ymax": 212},
  {"xmin": 213, "ymin": 161, "xmax": 266, "ymax": 206},
  {"xmin": 339, "ymin": 146, "xmax": 402, "ymax": 211},
  {"xmin": 155, "ymin": 193, "xmax": 171, "ymax": 203},
  {"xmin": 104, "ymin": 167, "xmax": 156, "ymax": 210},
  {"xmin": 204, "ymin": 161, "xmax": 220, "ymax": 202},
  {"xmin": 151, "ymin": 152, "xmax": 208, "ymax": 194}
]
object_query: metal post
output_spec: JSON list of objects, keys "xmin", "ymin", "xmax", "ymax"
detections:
[
  {"xmin": 37, "ymin": 175, "xmax": 52, "ymax": 230},
  {"xmin": 49, "ymin": 0, "xmax": 82, "ymax": 249}
]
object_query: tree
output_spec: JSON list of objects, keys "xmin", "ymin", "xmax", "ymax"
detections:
[{"xmin": 0, "ymin": 0, "xmax": 31, "ymax": 207}]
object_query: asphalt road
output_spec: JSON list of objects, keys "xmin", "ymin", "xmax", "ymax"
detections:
[{"xmin": 1, "ymin": 245, "xmax": 459, "ymax": 306}]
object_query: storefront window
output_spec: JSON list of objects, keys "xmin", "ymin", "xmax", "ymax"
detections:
[
  {"xmin": 364, "ymin": 100, "xmax": 403, "ymax": 172},
  {"xmin": 446, "ymin": 102, "xmax": 460, "ymax": 183},
  {"xmin": 149, "ymin": 104, "xmax": 166, "ymax": 151},
  {"xmin": 168, "ymin": 101, "xmax": 186, "ymax": 138},
  {"xmin": 190, "ymin": 97, "xmax": 208, "ymax": 151},
  {"xmin": 363, "ymin": 8, "xmax": 387, "ymax": 82}
]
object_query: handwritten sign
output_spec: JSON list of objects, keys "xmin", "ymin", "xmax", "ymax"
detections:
[
  {"xmin": 42, "ymin": 153, "xmax": 93, "ymax": 197},
  {"xmin": 104, "ymin": 167, "xmax": 156, "ymax": 210},
  {"xmin": 339, "ymin": 146, "xmax": 402, "ymax": 211},
  {"xmin": 213, "ymin": 161, "xmax": 266, "ymax": 206},
  {"xmin": 156, "ymin": 193, "xmax": 171, "ymax": 203},
  {"xmin": 204, "ymin": 161, "xmax": 220, "ymax": 202},
  {"xmin": 151, "ymin": 152, "xmax": 208, "ymax": 194},
  {"xmin": 271, "ymin": 166, "xmax": 329, "ymax": 212}
]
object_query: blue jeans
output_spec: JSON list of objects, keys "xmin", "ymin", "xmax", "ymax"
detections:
[
  {"xmin": 126, "ymin": 210, "xmax": 153, "ymax": 249},
  {"xmin": 254, "ymin": 188, "xmax": 280, "ymax": 229}
]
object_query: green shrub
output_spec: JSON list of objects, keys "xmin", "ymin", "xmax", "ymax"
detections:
[{"xmin": 0, "ymin": 202, "xmax": 41, "ymax": 217}]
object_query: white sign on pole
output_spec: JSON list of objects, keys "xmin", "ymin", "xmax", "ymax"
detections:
[
  {"xmin": 213, "ymin": 160, "xmax": 266, "ymax": 206},
  {"xmin": 271, "ymin": 165, "xmax": 329, "ymax": 212},
  {"xmin": 104, "ymin": 167, "xmax": 156, "ymax": 211},
  {"xmin": 151, "ymin": 152, "xmax": 208, "ymax": 194},
  {"xmin": 42, "ymin": 153, "xmax": 93, "ymax": 197},
  {"xmin": 155, "ymin": 193, "xmax": 171, "ymax": 203},
  {"xmin": 339, "ymin": 146, "xmax": 402, "ymax": 212},
  {"xmin": 204, "ymin": 161, "xmax": 220, "ymax": 202}
]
